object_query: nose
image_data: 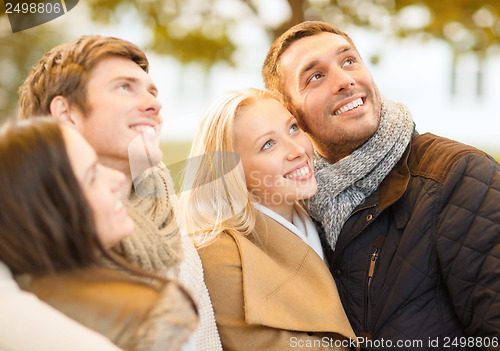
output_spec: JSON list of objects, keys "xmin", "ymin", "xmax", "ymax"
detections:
[
  {"xmin": 286, "ymin": 138, "xmax": 306, "ymax": 161},
  {"xmin": 139, "ymin": 91, "xmax": 162, "ymax": 123},
  {"xmin": 329, "ymin": 65, "xmax": 355, "ymax": 93}
]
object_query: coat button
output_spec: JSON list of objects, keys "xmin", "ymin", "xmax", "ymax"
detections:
[
  {"xmin": 333, "ymin": 269, "xmax": 342, "ymax": 278},
  {"xmin": 366, "ymin": 214, "xmax": 373, "ymax": 222}
]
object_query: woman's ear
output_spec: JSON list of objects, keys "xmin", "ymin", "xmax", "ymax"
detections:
[{"xmin": 49, "ymin": 96, "xmax": 80, "ymax": 126}]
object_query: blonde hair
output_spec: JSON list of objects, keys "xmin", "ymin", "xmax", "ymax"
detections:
[{"xmin": 180, "ymin": 88, "xmax": 281, "ymax": 248}]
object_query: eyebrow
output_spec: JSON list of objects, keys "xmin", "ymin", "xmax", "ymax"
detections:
[
  {"xmin": 111, "ymin": 76, "xmax": 137, "ymax": 84},
  {"xmin": 285, "ymin": 115, "xmax": 295, "ymax": 127},
  {"xmin": 298, "ymin": 45, "xmax": 355, "ymax": 81},
  {"xmin": 254, "ymin": 130, "xmax": 274, "ymax": 148}
]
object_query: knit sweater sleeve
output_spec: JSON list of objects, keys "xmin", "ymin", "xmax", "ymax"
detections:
[
  {"xmin": 0, "ymin": 262, "xmax": 123, "ymax": 351},
  {"xmin": 177, "ymin": 235, "xmax": 223, "ymax": 351},
  {"xmin": 435, "ymin": 153, "xmax": 500, "ymax": 337}
]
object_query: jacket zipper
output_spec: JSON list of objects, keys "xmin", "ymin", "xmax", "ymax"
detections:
[
  {"xmin": 368, "ymin": 248, "xmax": 379, "ymax": 287},
  {"xmin": 364, "ymin": 247, "xmax": 380, "ymax": 333},
  {"xmin": 363, "ymin": 235, "xmax": 386, "ymax": 336}
]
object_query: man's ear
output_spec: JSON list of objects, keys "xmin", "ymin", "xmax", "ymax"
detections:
[{"xmin": 49, "ymin": 96, "xmax": 80, "ymax": 126}]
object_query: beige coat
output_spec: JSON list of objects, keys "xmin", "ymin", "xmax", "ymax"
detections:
[
  {"xmin": 0, "ymin": 262, "xmax": 123, "ymax": 351},
  {"xmin": 16, "ymin": 267, "xmax": 198, "ymax": 351},
  {"xmin": 199, "ymin": 211, "xmax": 357, "ymax": 351}
]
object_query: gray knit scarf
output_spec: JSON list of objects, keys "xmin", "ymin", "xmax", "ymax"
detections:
[
  {"xmin": 307, "ymin": 97, "xmax": 414, "ymax": 250},
  {"xmin": 112, "ymin": 163, "xmax": 184, "ymax": 278}
]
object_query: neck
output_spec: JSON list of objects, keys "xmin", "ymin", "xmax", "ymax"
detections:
[
  {"xmin": 315, "ymin": 144, "xmax": 347, "ymax": 163},
  {"xmin": 312, "ymin": 136, "xmax": 369, "ymax": 164},
  {"xmin": 313, "ymin": 141, "xmax": 350, "ymax": 164},
  {"xmin": 262, "ymin": 202, "xmax": 294, "ymax": 222}
]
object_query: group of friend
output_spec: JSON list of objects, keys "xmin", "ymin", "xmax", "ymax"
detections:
[{"xmin": 1, "ymin": 21, "xmax": 500, "ymax": 351}]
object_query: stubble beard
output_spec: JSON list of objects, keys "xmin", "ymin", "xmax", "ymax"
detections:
[{"xmin": 297, "ymin": 89, "xmax": 382, "ymax": 163}]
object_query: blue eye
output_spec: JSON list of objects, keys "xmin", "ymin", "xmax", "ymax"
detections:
[
  {"xmin": 261, "ymin": 140, "xmax": 275, "ymax": 150},
  {"xmin": 289, "ymin": 123, "xmax": 299, "ymax": 134}
]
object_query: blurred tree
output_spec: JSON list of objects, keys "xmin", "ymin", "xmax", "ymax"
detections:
[
  {"xmin": 0, "ymin": 14, "xmax": 62, "ymax": 120},
  {"xmin": 322, "ymin": 0, "xmax": 500, "ymax": 95},
  {"xmin": 1, "ymin": 0, "xmax": 499, "ymax": 120}
]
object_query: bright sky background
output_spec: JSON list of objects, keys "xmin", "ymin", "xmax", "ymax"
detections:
[{"xmin": 25, "ymin": 0, "xmax": 500, "ymax": 154}]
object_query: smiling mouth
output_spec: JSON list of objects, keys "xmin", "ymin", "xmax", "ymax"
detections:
[
  {"xmin": 334, "ymin": 97, "xmax": 364, "ymax": 116},
  {"xmin": 131, "ymin": 125, "xmax": 156, "ymax": 136},
  {"xmin": 284, "ymin": 164, "xmax": 311, "ymax": 179}
]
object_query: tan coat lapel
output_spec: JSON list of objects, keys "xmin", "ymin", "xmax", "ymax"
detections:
[{"xmin": 230, "ymin": 211, "xmax": 356, "ymax": 340}]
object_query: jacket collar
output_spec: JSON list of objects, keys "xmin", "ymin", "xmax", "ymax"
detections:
[
  {"xmin": 378, "ymin": 139, "xmax": 412, "ymax": 211},
  {"xmin": 350, "ymin": 134, "xmax": 413, "ymax": 215},
  {"xmin": 230, "ymin": 211, "xmax": 356, "ymax": 339},
  {"xmin": 332, "ymin": 137, "xmax": 413, "ymax": 257}
]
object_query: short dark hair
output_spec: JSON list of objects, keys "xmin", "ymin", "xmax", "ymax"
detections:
[
  {"xmin": 0, "ymin": 118, "xmax": 105, "ymax": 274},
  {"xmin": 262, "ymin": 21, "xmax": 356, "ymax": 107},
  {"xmin": 19, "ymin": 35, "xmax": 149, "ymax": 120}
]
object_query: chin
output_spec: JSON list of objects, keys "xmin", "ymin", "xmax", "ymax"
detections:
[
  {"xmin": 295, "ymin": 185, "xmax": 318, "ymax": 201},
  {"xmin": 129, "ymin": 134, "xmax": 162, "ymax": 162},
  {"xmin": 100, "ymin": 234, "xmax": 124, "ymax": 249},
  {"xmin": 128, "ymin": 145, "xmax": 164, "ymax": 179},
  {"xmin": 300, "ymin": 191, "xmax": 317, "ymax": 201},
  {"xmin": 148, "ymin": 147, "xmax": 164, "ymax": 165}
]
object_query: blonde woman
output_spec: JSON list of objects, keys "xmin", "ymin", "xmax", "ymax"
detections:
[{"xmin": 180, "ymin": 89, "xmax": 356, "ymax": 350}]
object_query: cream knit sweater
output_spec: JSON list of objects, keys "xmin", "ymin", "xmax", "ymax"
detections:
[
  {"xmin": 120, "ymin": 164, "xmax": 222, "ymax": 351},
  {"xmin": 178, "ymin": 236, "xmax": 223, "ymax": 351}
]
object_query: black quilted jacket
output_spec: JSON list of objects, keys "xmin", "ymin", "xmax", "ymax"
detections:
[{"xmin": 323, "ymin": 133, "xmax": 500, "ymax": 350}]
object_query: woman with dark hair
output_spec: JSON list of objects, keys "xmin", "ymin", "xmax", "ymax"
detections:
[{"xmin": 0, "ymin": 118, "xmax": 197, "ymax": 351}]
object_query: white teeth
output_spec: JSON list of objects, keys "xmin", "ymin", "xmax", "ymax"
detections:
[
  {"xmin": 334, "ymin": 98, "xmax": 364, "ymax": 116},
  {"xmin": 114, "ymin": 201, "xmax": 124, "ymax": 213},
  {"xmin": 284, "ymin": 164, "xmax": 311, "ymax": 179},
  {"xmin": 132, "ymin": 125, "xmax": 156, "ymax": 136}
]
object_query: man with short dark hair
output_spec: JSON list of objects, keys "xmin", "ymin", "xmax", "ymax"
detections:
[{"xmin": 263, "ymin": 21, "xmax": 500, "ymax": 348}]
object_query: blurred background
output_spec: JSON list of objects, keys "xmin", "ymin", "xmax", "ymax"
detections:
[{"xmin": 1, "ymin": 0, "xmax": 500, "ymax": 174}]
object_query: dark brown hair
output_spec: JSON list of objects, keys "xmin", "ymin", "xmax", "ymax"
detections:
[
  {"xmin": 18, "ymin": 35, "xmax": 149, "ymax": 119},
  {"xmin": 262, "ymin": 21, "xmax": 356, "ymax": 108},
  {"xmin": 0, "ymin": 118, "xmax": 112, "ymax": 275}
]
